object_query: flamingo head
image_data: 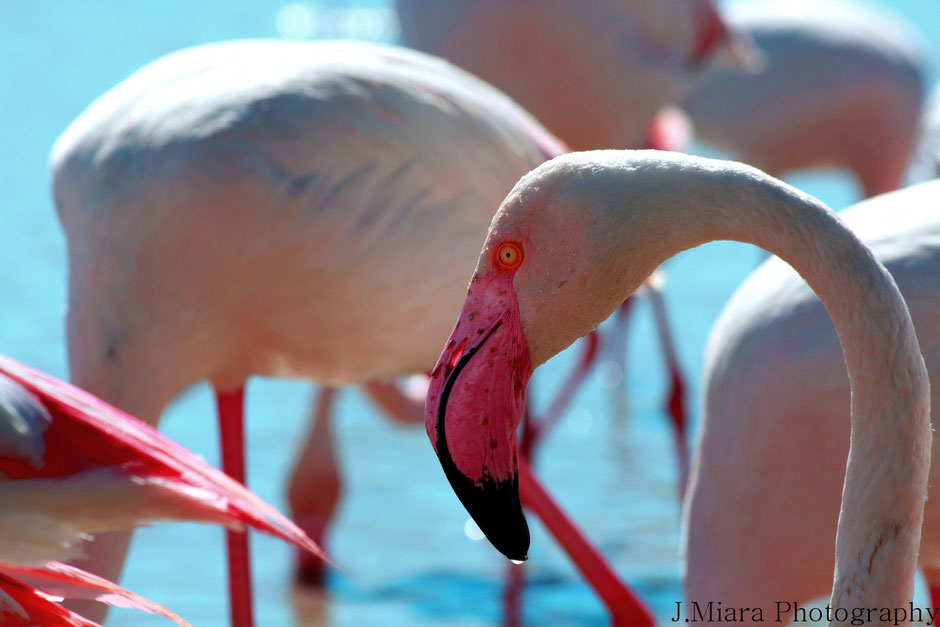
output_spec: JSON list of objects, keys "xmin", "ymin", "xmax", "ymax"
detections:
[{"xmin": 426, "ymin": 152, "xmax": 666, "ymax": 560}]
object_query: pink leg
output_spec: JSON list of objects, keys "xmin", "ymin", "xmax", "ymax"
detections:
[
  {"xmin": 646, "ymin": 283, "xmax": 690, "ymax": 497},
  {"xmin": 518, "ymin": 459, "xmax": 654, "ymax": 627},
  {"xmin": 288, "ymin": 386, "xmax": 341, "ymax": 587},
  {"xmin": 216, "ymin": 386, "xmax": 253, "ymax": 627}
]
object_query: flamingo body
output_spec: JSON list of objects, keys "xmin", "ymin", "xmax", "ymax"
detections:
[
  {"xmin": 684, "ymin": 179, "xmax": 940, "ymax": 610},
  {"xmin": 682, "ymin": 0, "xmax": 927, "ymax": 197},
  {"xmin": 52, "ymin": 39, "xmax": 567, "ymax": 620},
  {"xmin": 53, "ymin": 39, "xmax": 558, "ymax": 418}
]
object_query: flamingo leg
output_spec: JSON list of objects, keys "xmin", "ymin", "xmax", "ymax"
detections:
[
  {"xmin": 517, "ymin": 459, "xmax": 654, "ymax": 627},
  {"xmin": 215, "ymin": 385, "xmax": 253, "ymax": 627},
  {"xmin": 288, "ymin": 386, "xmax": 341, "ymax": 587},
  {"xmin": 645, "ymin": 281, "xmax": 690, "ymax": 496},
  {"xmin": 924, "ymin": 568, "xmax": 940, "ymax": 610}
]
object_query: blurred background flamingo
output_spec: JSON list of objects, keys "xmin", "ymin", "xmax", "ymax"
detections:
[
  {"xmin": 397, "ymin": 0, "xmax": 755, "ymax": 150},
  {"xmin": 682, "ymin": 0, "xmax": 928, "ymax": 199}
]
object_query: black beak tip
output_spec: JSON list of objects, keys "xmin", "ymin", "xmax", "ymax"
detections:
[
  {"xmin": 447, "ymin": 469, "xmax": 530, "ymax": 562},
  {"xmin": 485, "ymin": 514, "xmax": 530, "ymax": 562},
  {"xmin": 472, "ymin": 498, "xmax": 530, "ymax": 562}
]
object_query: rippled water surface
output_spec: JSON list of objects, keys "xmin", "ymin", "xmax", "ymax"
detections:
[{"xmin": 0, "ymin": 1, "xmax": 937, "ymax": 625}]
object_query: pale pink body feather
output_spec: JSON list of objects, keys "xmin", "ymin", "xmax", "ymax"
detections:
[
  {"xmin": 682, "ymin": 0, "xmax": 927, "ymax": 198},
  {"xmin": 685, "ymin": 179, "xmax": 940, "ymax": 615}
]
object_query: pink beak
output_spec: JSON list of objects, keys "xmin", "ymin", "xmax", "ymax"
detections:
[{"xmin": 425, "ymin": 271, "xmax": 532, "ymax": 561}]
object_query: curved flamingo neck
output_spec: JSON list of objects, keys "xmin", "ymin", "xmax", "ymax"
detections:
[
  {"xmin": 606, "ymin": 155, "xmax": 931, "ymax": 609},
  {"xmin": 503, "ymin": 151, "xmax": 930, "ymax": 609}
]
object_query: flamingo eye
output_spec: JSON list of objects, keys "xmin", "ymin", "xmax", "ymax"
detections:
[{"xmin": 495, "ymin": 242, "xmax": 523, "ymax": 272}]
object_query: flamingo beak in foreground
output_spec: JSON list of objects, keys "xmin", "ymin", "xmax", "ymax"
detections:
[{"xmin": 425, "ymin": 270, "xmax": 532, "ymax": 561}]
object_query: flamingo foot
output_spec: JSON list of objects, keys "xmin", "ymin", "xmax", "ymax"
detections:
[{"xmin": 216, "ymin": 386, "xmax": 254, "ymax": 627}]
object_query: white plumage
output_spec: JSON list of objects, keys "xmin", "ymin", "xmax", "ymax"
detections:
[{"xmin": 684, "ymin": 178, "xmax": 940, "ymax": 612}]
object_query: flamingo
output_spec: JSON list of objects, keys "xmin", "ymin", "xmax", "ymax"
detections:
[
  {"xmin": 679, "ymin": 178, "xmax": 940, "ymax": 614},
  {"xmin": 51, "ymin": 39, "xmax": 648, "ymax": 624},
  {"xmin": 681, "ymin": 0, "xmax": 927, "ymax": 198},
  {"xmin": 0, "ymin": 356, "xmax": 323, "ymax": 623},
  {"xmin": 424, "ymin": 150, "xmax": 930, "ymax": 620},
  {"xmin": 396, "ymin": 0, "xmax": 754, "ymax": 151}
]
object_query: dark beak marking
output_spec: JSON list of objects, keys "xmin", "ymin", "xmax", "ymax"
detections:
[{"xmin": 435, "ymin": 320, "xmax": 530, "ymax": 561}]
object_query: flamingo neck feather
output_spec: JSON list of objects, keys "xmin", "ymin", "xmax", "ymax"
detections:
[{"xmin": 621, "ymin": 153, "xmax": 930, "ymax": 609}]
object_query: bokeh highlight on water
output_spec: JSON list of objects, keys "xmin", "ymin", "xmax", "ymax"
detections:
[{"xmin": 0, "ymin": 1, "xmax": 937, "ymax": 624}]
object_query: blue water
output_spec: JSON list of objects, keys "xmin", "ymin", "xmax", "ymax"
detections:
[{"xmin": 0, "ymin": 1, "xmax": 937, "ymax": 625}]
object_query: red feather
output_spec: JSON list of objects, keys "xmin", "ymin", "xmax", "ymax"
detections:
[{"xmin": 0, "ymin": 355, "xmax": 326, "ymax": 562}]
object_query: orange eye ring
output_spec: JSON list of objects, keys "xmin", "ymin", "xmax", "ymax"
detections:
[{"xmin": 495, "ymin": 242, "xmax": 523, "ymax": 272}]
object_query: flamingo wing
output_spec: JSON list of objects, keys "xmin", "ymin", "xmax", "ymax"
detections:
[{"xmin": 0, "ymin": 356, "xmax": 325, "ymax": 562}]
